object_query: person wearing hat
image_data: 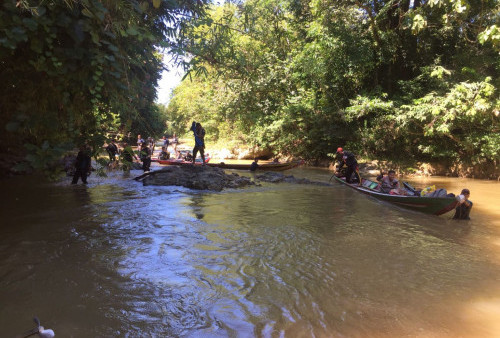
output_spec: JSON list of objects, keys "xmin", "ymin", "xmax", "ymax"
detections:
[
  {"xmin": 453, "ymin": 189, "xmax": 473, "ymax": 220},
  {"xmin": 335, "ymin": 147, "xmax": 360, "ymax": 184}
]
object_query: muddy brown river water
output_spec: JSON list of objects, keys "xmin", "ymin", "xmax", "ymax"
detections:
[{"xmin": 1, "ymin": 167, "xmax": 499, "ymax": 337}]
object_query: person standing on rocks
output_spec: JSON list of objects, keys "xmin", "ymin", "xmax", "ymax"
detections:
[{"xmin": 190, "ymin": 121, "xmax": 206, "ymax": 165}]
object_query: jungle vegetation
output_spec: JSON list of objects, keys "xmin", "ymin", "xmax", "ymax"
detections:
[
  {"xmin": 1, "ymin": 0, "xmax": 499, "ymax": 176},
  {"xmin": 166, "ymin": 0, "xmax": 499, "ymax": 175},
  {"xmin": 0, "ymin": 0, "xmax": 206, "ymax": 173}
]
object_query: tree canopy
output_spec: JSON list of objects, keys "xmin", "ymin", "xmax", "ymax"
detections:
[
  {"xmin": 0, "ymin": 0, "xmax": 206, "ymax": 172},
  {"xmin": 166, "ymin": 0, "xmax": 499, "ymax": 175},
  {"xmin": 1, "ymin": 0, "xmax": 499, "ymax": 176}
]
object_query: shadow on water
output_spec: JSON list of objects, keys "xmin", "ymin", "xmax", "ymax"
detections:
[{"xmin": 1, "ymin": 171, "xmax": 500, "ymax": 336}]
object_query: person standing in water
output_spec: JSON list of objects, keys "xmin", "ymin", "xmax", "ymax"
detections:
[
  {"xmin": 71, "ymin": 145, "xmax": 92, "ymax": 184},
  {"xmin": 105, "ymin": 140, "xmax": 118, "ymax": 163},
  {"xmin": 120, "ymin": 142, "xmax": 137, "ymax": 172},
  {"xmin": 140, "ymin": 142, "xmax": 152, "ymax": 172},
  {"xmin": 453, "ymin": 189, "xmax": 473, "ymax": 220},
  {"xmin": 250, "ymin": 158, "xmax": 259, "ymax": 172}
]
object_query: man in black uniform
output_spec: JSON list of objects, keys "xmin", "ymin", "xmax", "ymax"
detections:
[
  {"xmin": 335, "ymin": 147, "xmax": 360, "ymax": 184},
  {"xmin": 106, "ymin": 140, "xmax": 118, "ymax": 162},
  {"xmin": 71, "ymin": 145, "xmax": 92, "ymax": 184},
  {"xmin": 250, "ymin": 158, "xmax": 259, "ymax": 172},
  {"xmin": 140, "ymin": 142, "xmax": 151, "ymax": 172}
]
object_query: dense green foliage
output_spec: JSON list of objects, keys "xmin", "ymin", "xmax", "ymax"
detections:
[
  {"xmin": 167, "ymin": 0, "xmax": 499, "ymax": 174},
  {"xmin": 0, "ymin": 0, "xmax": 206, "ymax": 173}
]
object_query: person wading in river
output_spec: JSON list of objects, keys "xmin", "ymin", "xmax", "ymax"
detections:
[
  {"xmin": 190, "ymin": 121, "xmax": 206, "ymax": 165},
  {"xmin": 105, "ymin": 140, "xmax": 118, "ymax": 163},
  {"xmin": 71, "ymin": 145, "xmax": 92, "ymax": 184},
  {"xmin": 140, "ymin": 142, "xmax": 152, "ymax": 172},
  {"xmin": 453, "ymin": 189, "xmax": 473, "ymax": 220},
  {"xmin": 120, "ymin": 142, "xmax": 137, "ymax": 172}
]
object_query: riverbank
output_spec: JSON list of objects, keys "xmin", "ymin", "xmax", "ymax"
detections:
[
  {"xmin": 1, "ymin": 140, "xmax": 498, "ymax": 180},
  {"xmin": 204, "ymin": 142, "xmax": 500, "ymax": 180}
]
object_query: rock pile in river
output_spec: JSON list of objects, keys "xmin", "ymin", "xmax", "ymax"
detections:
[
  {"xmin": 138, "ymin": 165, "xmax": 255, "ymax": 191},
  {"xmin": 135, "ymin": 166, "xmax": 330, "ymax": 191}
]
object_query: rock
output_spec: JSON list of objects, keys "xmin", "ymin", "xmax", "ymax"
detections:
[{"xmin": 140, "ymin": 165, "xmax": 255, "ymax": 191}]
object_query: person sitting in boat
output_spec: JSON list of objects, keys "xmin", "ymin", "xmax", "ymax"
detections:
[
  {"xmin": 250, "ymin": 158, "xmax": 259, "ymax": 172},
  {"xmin": 453, "ymin": 189, "xmax": 473, "ymax": 220},
  {"xmin": 377, "ymin": 170, "xmax": 400, "ymax": 194},
  {"xmin": 335, "ymin": 147, "xmax": 360, "ymax": 184},
  {"xmin": 159, "ymin": 146, "xmax": 170, "ymax": 160}
]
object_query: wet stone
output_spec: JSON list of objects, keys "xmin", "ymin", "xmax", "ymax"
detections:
[{"xmin": 139, "ymin": 165, "xmax": 255, "ymax": 191}]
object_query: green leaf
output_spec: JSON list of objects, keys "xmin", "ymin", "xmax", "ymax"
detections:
[{"xmin": 126, "ymin": 27, "xmax": 139, "ymax": 36}]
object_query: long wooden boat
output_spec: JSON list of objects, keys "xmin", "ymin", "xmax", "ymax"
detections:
[
  {"xmin": 157, "ymin": 157, "xmax": 210, "ymax": 166},
  {"xmin": 206, "ymin": 161, "xmax": 301, "ymax": 171},
  {"xmin": 332, "ymin": 176, "xmax": 458, "ymax": 215}
]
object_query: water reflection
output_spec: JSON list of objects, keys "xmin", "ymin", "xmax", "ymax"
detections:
[{"xmin": 0, "ymin": 172, "xmax": 499, "ymax": 336}]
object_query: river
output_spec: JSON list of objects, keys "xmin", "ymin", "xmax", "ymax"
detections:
[{"xmin": 1, "ymin": 168, "xmax": 499, "ymax": 337}]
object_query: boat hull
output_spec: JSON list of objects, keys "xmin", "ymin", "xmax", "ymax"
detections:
[
  {"xmin": 333, "ymin": 176, "xmax": 458, "ymax": 215},
  {"xmin": 157, "ymin": 158, "xmax": 209, "ymax": 166},
  {"xmin": 206, "ymin": 161, "xmax": 301, "ymax": 171}
]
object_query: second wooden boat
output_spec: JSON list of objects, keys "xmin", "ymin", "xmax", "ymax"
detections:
[{"xmin": 332, "ymin": 176, "xmax": 458, "ymax": 215}]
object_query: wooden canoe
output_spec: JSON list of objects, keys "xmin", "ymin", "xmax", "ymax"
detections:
[
  {"xmin": 332, "ymin": 176, "xmax": 458, "ymax": 215},
  {"xmin": 157, "ymin": 157, "xmax": 210, "ymax": 166}
]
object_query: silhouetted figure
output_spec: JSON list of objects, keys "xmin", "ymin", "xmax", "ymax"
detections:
[{"xmin": 71, "ymin": 145, "xmax": 91, "ymax": 184}]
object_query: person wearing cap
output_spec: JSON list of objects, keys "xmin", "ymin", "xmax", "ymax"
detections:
[
  {"xmin": 335, "ymin": 147, "xmax": 360, "ymax": 184},
  {"xmin": 453, "ymin": 189, "xmax": 472, "ymax": 220}
]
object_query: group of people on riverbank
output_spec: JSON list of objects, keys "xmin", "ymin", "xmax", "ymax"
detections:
[{"xmin": 333, "ymin": 147, "xmax": 473, "ymax": 219}]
